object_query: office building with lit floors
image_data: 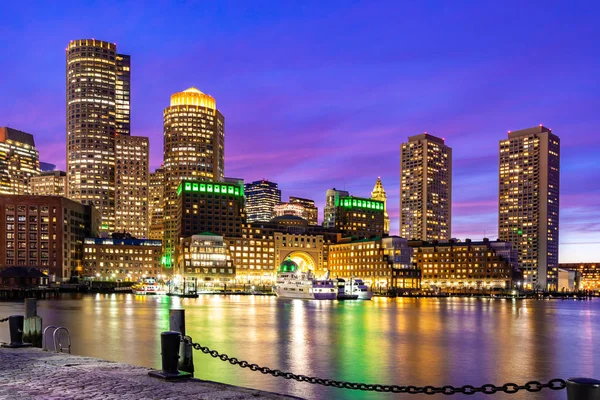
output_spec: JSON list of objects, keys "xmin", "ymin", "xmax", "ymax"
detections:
[
  {"xmin": 178, "ymin": 233, "xmax": 235, "ymax": 287},
  {"xmin": 30, "ymin": 171, "xmax": 66, "ymax": 196},
  {"xmin": 289, "ymin": 197, "xmax": 318, "ymax": 225},
  {"xmin": 82, "ymin": 237, "xmax": 162, "ymax": 281},
  {"xmin": 245, "ymin": 180, "xmax": 281, "ymax": 222},
  {"xmin": 559, "ymin": 263, "xmax": 599, "ymax": 291},
  {"xmin": 225, "ymin": 225, "xmax": 276, "ymax": 284},
  {"xmin": 0, "ymin": 127, "xmax": 40, "ymax": 195},
  {"xmin": 0, "ymin": 195, "xmax": 99, "ymax": 281},
  {"xmin": 323, "ymin": 188, "xmax": 349, "ymax": 228},
  {"xmin": 148, "ymin": 167, "xmax": 165, "ymax": 240},
  {"xmin": 410, "ymin": 239, "xmax": 515, "ymax": 292},
  {"xmin": 499, "ymin": 126, "xmax": 560, "ymax": 290},
  {"xmin": 400, "ymin": 133, "xmax": 452, "ymax": 240},
  {"xmin": 163, "ymin": 87, "xmax": 225, "ymax": 268},
  {"xmin": 334, "ymin": 196, "xmax": 385, "ymax": 239},
  {"xmin": 328, "ymin": 236, "xmax": 416, "ymax": 293}
]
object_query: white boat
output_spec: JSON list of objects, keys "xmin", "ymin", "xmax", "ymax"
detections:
[
  {"xmin": 336, "ymin": 279, "xmax": 359, "ymax": 300},
  {"xmin": 133, "ymin": 278, "xmax": 167, "ymax": 295},
  {"xmin": 343, "ymin": 278, "xmax": 373, "ymax": 300},
  {"xmin": 274, "ymin": 258, "xmax": 337, "ymax": 300}
]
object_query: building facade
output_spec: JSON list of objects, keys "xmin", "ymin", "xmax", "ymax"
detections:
[
  {"xmin": 66, "ymin": 39, "xmax": 147, "ymax": 234},
  {"xmin": 371, "ymin": 177, "xmax": 390, "ymax": 235},
  {"xmin": 225, "ymin": 227, "xmax": 276, "ymax": 284},
  {"xmin": 179, "ymin": 233, "xmax": 235, "ymax": 284},
  {"xmin": 163, "ymin": 87, "xmax": 225, "ymax": 265},
  {"xmin": 83, "ymin": 237, "xmax": 162, "ymax": 281},
  {"xmin": 30, "ymin": 171, "xmax": 66, "ymax": 196},
  {"xmin": 0, "ymin": 127, "xmax": 40, "ymax": 195},
  {"xmin": 115, "ymin": 134, "xmax": 149, "ymax": 238},
  {"xmin": 244, "ymin": 180, "xmax": 281, "ymax": 223},
  {"xmin": 323, "ymin": 188, "xmax": 349, "ymax": 228},
  {"xmin": 148, "ymin": 167, "xmax": 165, "ymax": 240},
  {"xmin": 328, "ymin": 236, "xmax": 416, "ymax": 291},
  {"xmin": 400, "ymin": 134, "xmax": 452, "ymax": 240},
  {"xmin": 410, "ymin": 239, "xmax": 514, "ymax": 291},
  {"xmin": 0, "ymin": 195, "xmax": 99, "ymax": 281},
  {"xmin": 335, "ymin": 196, "xmax": 385, "ymax": 239},
  {"xmin": 559, "ymin": 263, "xmax": 600, "ymax": 291},
  {"xmin": 289, "ymin": 196, "xmax": 318, "ymax": 225},
  {"xmin": 499, "ymin": 126, "xmax": 560, "ymax": 289}
]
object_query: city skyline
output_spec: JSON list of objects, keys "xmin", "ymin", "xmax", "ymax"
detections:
[{"xmin": 1, "ymin": 2, "xmax": 599, "ymax": 262}]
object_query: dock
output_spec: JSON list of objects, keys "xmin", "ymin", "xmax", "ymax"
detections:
[{"xmin": 0, "ymin": 347, "xmax": 301, "ymax": 400}]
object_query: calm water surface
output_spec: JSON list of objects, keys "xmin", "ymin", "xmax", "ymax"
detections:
[{"xmin": 1, "ymin": 295, "xmax": 598, "ymax": 399}]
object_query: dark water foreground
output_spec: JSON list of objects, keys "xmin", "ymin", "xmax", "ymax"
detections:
[{"xmin": 1, "ymin": 294, "xmax": 597, "ymax": 399}]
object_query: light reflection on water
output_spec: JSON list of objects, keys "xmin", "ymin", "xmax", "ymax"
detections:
[{"xmin": 1, "ymin": 295, "xmax": 598, "ymax": 399}]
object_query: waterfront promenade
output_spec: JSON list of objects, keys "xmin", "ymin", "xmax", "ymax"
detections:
[{"xmin": 0, "ymin": 347, "xmax": 301, "ymax": 400}]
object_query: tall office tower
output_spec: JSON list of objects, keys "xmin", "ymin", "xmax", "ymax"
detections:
[
  {"xmin": 66, "ymin": 39, "xmax": 130, "ymax": 233},
  {"xmin": 0, "ymin": 127, "xmax": 40, "ymax": 194},
  {"xmin": 245, "ymin": 180, "xmax": 281, "ymax": 222},
  {"xmin": 115, "ymin": 135, "xmax": 148, "ymax": 238},
  {"xmin": 289, "ymin": 196, "xmax": 318, "ymax": 225},
  {"xmin": 30, "ymin": 171, "xmax": 67, "ymax": 196},
  {"xmin": 323, "ymin": 188, "xmax": 349, "ymax": 228},
  {"xmin": 163, "ymin": 87, "xmax": 225, "ymax": 265},
  {"xmin": 400, "ymin": 134, "xmax": 452, "ymax": 240},
  {"xmin": 115, "ymin": 55, "xmax": 131, "ymax": 136},
  {"xmin": 148, "ymin": 167, "xmax": 165, "ymax": 240},
  {"xmin": 499, "ymin": 126, "xmax": 560, "ymax": 290},
  {"xmin": 371, "ymin": 177, "xmax": 390, "ymax": 234}
]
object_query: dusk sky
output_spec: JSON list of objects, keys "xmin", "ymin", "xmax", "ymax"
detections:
[{"xmin": 1, "ymin": 1, "xmax": 599, "ymax": 262}]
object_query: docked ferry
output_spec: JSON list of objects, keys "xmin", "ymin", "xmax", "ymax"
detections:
[
  {"xmin": 132, "ymin": 277, "xmax": 167, "ymax": 295},
  {"xmin": 274, "ymin": 258, "xmax": 337, "ymax": 300},
  {"xmin": 343, "ymin": 278, "xmax": 373, "ymax": 300}
]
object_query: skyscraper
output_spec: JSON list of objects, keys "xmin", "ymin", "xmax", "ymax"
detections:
[
  {"xmin": 371, "ymin": 177, "xmax": 390, "ymax": 235},
  {"xmin": 115, "ymin": 134, "xmax": 148, "ymax": 238},
  {"xmin": 400, "ymin": 134, "xmax": 452, "ymax": 240},
  {"xmin": 245, "ymin": 180, "xmax": 281, "ymax": 222},
  {"xmin": 0, "ymin": 127, "xmax": 40, "ymax": 194},
  {"xmin": 499, "ymin": 126, "xmax": 560, "ymax": 290},
  {"xmin": 148, "ymin": 167, "xmax": 165, "ymax": 241},
  {"xmin": 115, "ymin": 54, "xmax": 131, "ymax": 136},
  {"xmin": 163, "ymin": 87, "xmax": 225, "ymax": 265},
  {"xmin": 323, "ymin": 188, "xmax": 349, "ymax": 228}
]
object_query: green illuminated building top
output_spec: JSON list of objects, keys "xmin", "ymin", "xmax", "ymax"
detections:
[
  {"xmin": 177, "ymin": 180, "xmax": 245, "ymax": 197},
  {"xmin": 336, "ymin": 195, "xmax": 384, "ymax": 211}
]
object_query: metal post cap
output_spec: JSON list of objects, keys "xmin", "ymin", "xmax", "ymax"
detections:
[
  {"xmin": 161, "ymin": 331, "xmax": 181, "ymax": 336},
  {"xmin": 567, "ymin": 378, "xmax": 600, "ymax": 386}
]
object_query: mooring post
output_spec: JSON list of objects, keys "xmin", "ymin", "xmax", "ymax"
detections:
[
  {"xmin": 148, "ymin": 331, "xmax": 191, "ymax": 380},
  {"xmin": 1, "ymin": 315, "xmax": 32, "ymax": 348},
  {"xmin": 566, "ymin": 377, "xmax": 600, "ymax": 400},
  {"xmin": 24, "ymin": 298, "xmax": 42, "ymax": 347},
  {"xmin": 170, "ymin": 308, "xmax": 194, "ymax": 375}
]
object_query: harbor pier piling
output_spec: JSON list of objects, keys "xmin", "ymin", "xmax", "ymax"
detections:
[{"xmin": 23, "ymin": 298, "xmax": 42, "ymax": 347}]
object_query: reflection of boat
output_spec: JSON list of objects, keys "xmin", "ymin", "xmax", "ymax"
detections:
[
  {"xmin": 336, "ymin": 279, "xmax": 359, "ymax": 300},
  {"xmin": 339, "ymin": 278, "xmax": 373, "ymax": 300},
  {"xmin": 132, "ymin": 278, "xmax": 167, "ymax": 295},
  {"xmin": 274, "ymin": 258, "xmax": 337, "ymax": 300}
]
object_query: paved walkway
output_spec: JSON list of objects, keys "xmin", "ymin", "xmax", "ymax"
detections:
[{"xmin": 0, "ymin": 347, "xmax": 302, "ymax": 400}]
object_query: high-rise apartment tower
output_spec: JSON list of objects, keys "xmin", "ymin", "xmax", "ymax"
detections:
[
  {"xmin": 245, "ymin": 180, "xmax": 281, "ymax": 222},
  {"xmin": 400, "ymin": 134, "xmax": 452, "ymax": 240},
  {"xmin": 499, "ymin": 126, "xmax": 560, "ymax": 290}
]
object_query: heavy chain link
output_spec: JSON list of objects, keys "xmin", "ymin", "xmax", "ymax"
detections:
[
  {"xmin": 185, "ymin": 338, "xmax": 566, "ymax": 395},
  {"xmin": 0, "ymin": 317, "xmax": 9, "ymax": 323}
]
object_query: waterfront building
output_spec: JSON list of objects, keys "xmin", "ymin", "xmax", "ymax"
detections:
[
  {"xmin": 323, "ymin": 188, "xmax": 349, "ymax": 228},
  {"xmin": 66, "ymin": 39, "xmax": 147, "ymax": 234},
  {"xmin": 82, "ymin": 237, "xmax": 161, "ymax": 281},
  {"xmin": 148, "ymin": 167, "xmax": 165, "ymax": 241},
  {"xmin": 334, "ymin": 195, "xmax": 385, "ymax": 239},
  {"xmin": 328, "ymin": 236, "xmax": 416, "ymax": 292},
  {"xmin": 0, "ymin": 195, "xmax": 99, "ymax": 281},
  {"xmin": 163, "ymin": 87, "xmax": 225, "ymax": 267},
  {"xmin": 559, "ymin": 263, "xmax": 600, "ymax": 291},
  {"xmin": 289, "ymin": 197, "xmax": 318, "ymax": 225},
  {"xmin": 29, "ymin": 171, "xmax": 66, "ymax": 196},
  {"xmin": 499, "ymin": 126, "xmax": 560, "ymax": 290},
  {"xmin": 172, "ymin": 180, "xmax": 245, "ymax": 268},
  {"xmin": 410, "ymin": 239, "xmax": 514, "ymax": 291},
  {"xmin": 0, "ymin": 127, "xmax": 40, "ymax": 195},
  {"xmin": 400, "ymin": 133, "xmax": 452, "ymax": 240},
  {"xmin": 371, "ymin": 177, "xmax": 390, "ymax": 235},
  {"xmin": 245, "ymin": 180, "xmax": 281, "ymax": 222},
  {"xmin": 179, "ymin": 233, "xmax": 235, "ymax": 285},
  {"xmin": 115, "ymin": 134, "xmax": 149, "ymax": 238},
  {"xmin": 225, "ymin": 226, "xmax": 275, "ymax": 284}
]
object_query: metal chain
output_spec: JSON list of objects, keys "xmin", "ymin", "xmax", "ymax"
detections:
[
  {"xmin": 186, "ymin": 338, "xmax": 566, "ymax": 395},
  {"xmin": 0, "ymin": 317, "xmax": 9, "ymax": 323}
]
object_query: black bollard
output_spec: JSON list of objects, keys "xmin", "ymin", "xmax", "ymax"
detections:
[
  {"xmin": 1, "ymin": 315, "xmax": 32, "ymax": 348},
  {"xmin": 148, "ymin": 331, "xmax": 191, "ymax": 380},
  {"xmin": 566, "ymin": 377, "xmax": 600, "ymax": 400}
]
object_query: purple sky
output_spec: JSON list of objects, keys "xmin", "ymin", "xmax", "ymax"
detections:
[{"xmin": 1, "ymin": 1, "xmax": 599, "ymax": 262}]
